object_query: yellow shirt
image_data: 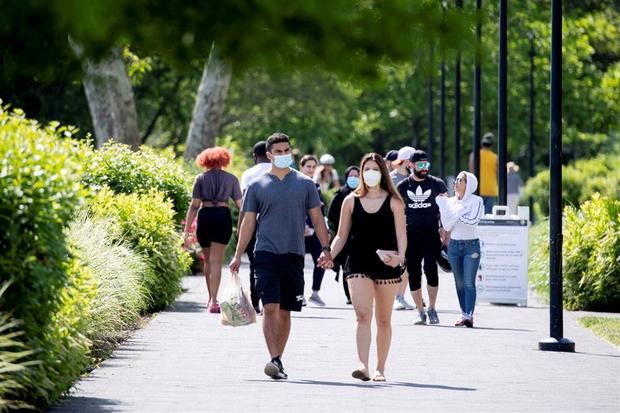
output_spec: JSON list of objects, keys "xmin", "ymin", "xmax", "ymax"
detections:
[{"xmin": 479, "ymin": 149, "xmax": 498, "ymax": 196}]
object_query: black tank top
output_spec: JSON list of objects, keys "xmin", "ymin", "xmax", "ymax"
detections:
[{"xmin": 345, "ymin": 195, "xmax": 402, "ymax": 279}]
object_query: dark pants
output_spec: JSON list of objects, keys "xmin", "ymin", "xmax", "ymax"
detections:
[
  {"xmin": 305, "ymin": 234, "xmax": 325, "ymax": 291},
  {"xmin": 245, "ymin": 230, "xmax": 259, "ymax": 308},
  {"xmin": 482, "ymin": 196, "xmax": 495, "ymax": 214},
  {"xmin": 406, "ymin": 232, "xmax": 441, "ymax": 291}
]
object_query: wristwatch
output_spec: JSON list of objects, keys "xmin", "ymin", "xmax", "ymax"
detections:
[{"xmin": 321, "ymin": 245, "xmax": 331, "ymax": 252}]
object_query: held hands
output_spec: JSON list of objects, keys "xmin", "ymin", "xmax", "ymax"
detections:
[
  {"xmin": 317, "ymin": 251, "xmax": 334, "ymax": 269},
  {"xmin": 377, "ymin": 250, "xmax": 404, "ymax": 268}
]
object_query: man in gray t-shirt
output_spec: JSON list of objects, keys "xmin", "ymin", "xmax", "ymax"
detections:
[{"xmin": 229, "ymin": 133, "xmax": 332, "ymax": 381}]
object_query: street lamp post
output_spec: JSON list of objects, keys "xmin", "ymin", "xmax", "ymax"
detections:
[
  {"xmin": 473, "ymin": 0, "xmax": 482, "ymax": 187},
  {"xmin": 538, "ymin": 0, "xmax": 575, "ymax": 353},
  {"xmin": 440, "ymin": 61, "xmax": 446, "ymax": 180},
  {"xmin": 454, "ymin": 0, "xmax": 463, "ymax": 176},
  {"xmin": 498, "ymin": 0, "xmax": 508, "ymax": 206},
  {"xmin": 528, "ymin": 31, "xmax": 536, "ymax": 223},
  {"xmin": 428, "ymin": 48, "xmax": 434, "ymax": 164}
]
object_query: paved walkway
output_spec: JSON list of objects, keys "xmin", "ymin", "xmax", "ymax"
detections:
[{"xmin": 52, "ymin": 257, "xmax": 619, "ymax": 412}]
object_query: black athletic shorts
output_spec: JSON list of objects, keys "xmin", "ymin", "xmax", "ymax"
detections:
[
  {"xmin": 196, "ymin": 207, "xmax": 233, "ymax": 248},
  {"xmin": 254, "ymin": 251, "xmax": 305, "ymax": 312}
]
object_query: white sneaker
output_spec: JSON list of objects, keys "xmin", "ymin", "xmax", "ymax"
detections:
[
  {"xmin": 309, "ymin": 292, "xmax": 326, "ymax": 306},
  {"xmin": 394, "ymin": 295, "xmax": 414, "ymax": 311}
]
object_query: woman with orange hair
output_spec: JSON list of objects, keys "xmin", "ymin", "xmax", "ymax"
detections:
[{"xmin": 184, "ymin": 146, "xmax": 242, "ymax": 313}]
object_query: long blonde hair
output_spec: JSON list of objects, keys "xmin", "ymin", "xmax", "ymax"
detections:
[{"xmin": 355, "ymin": 153, "xmax": 403, "ymax": 204}]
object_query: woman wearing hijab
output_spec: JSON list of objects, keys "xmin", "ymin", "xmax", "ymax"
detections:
[
  {"xmin": 327, "ymin": 166, "xmax": 360, "ymax": 304},
  {"xmin": 436, "ymin": 171, "xmax": 484, "ymax": 327}
]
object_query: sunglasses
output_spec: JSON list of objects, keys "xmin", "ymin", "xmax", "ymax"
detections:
[
  {"xmin": 414, "ymin": 161, "xmax": 431, "ymax": 169},
  {"xmin": 454, "ymin": 177, "xmax": 467, "ymax": 184}
]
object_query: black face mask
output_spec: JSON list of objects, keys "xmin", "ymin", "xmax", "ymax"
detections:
[{"xmin": 413, "ymin": 169, "xmax": 428, "ymax": 179}]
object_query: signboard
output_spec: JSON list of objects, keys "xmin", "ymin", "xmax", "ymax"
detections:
[{"xmin": 476, "ymin": 217, "xmax": 529, "ymax": 306}]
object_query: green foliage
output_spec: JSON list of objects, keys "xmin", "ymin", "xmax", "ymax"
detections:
[
  {"xmin": 528, "ymin": 219, "xmax": 550, "ymax": 303},
  {"xmin": 522, "ymin": 154, "xmax": 620, "ymax": 217},
  {"xmin": 563, "ymin": 195, "xmax": 620, "ymax": 311},
  {"xmin": 82, "ymin": 142, "xmax": 193, "ymax": 222},
  {"xmin": 89, "ymin": 188, "xmax": 191, "ymax": 311},
  {"xmin": 67, "ymin": 213, "xmax": 148, "ymax": 359},
  {"xmin": 0, "ymin": 284, "xmax": 36, "ymax": 412},
  {"xmin": 578, "ymin": 316, "xmax": 620, "ymax": 347}
]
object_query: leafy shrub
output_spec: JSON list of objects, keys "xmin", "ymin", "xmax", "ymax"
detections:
[
  {"xmin": 563, "ymin": 195, "xmax": 620, "ymax": 311},
  {"xmin": 0, "ymin": 107, "xmax": 94, "ymax": 406},
  {"xmin": 528, "ymin": 219, "xmax": 550, "ymax": 302},
  {"xmin": 0, "ymin": 284, "xmax": 36, "ymax": 412},
  {"xmin": 82, "ymin": 143, "xmax": 193, "ymax": 223},
  {"xmin": 522, "ymin": 154, "xmax": 620, "ymax": 217},
  {"xmin": 89, "ymin": 188, "xmax": 191, "ymax": 311},
  {"xmin": 67, "ymin": 213, "xmax": 148, "ymax": 359}
]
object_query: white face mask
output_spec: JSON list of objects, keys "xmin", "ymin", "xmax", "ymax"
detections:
[
  {"xmin": 363, "ymin": 170, "xmax": 382, "ymax": 187},
  {"xmin": 273, "ymin": 153, "xmax": 292, "ymax": 169}
]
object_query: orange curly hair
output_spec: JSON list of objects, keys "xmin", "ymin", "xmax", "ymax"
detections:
[{"xmin": 195, "ymin": 146, "xmax": 232, "ymax": 169}]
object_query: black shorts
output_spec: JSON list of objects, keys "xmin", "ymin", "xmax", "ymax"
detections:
[
  {"xmin": 254, "ymin": 251, "xmax": 305, "ymax": 312},
  {"xmin": 196, "ymin": 207, "xmax": 233, "ymax": 248}
]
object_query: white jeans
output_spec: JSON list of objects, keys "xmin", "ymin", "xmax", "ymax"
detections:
[{"xmin": 507, "ymin": 194, "xmax": 520, "ymax": 216}]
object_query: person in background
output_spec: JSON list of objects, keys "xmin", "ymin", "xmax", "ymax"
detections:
[
  {"xmin": 299, "ymin": 154, "xmax": 328, "ymax": 306},
  {"xmin": 239, "ymin": 141, "xmax": 271, "ymax": 313},
  {"xmin": 397, "ymin": 150, "xmax": 448, "ymax": 325},
  {"xmin": 230, "ymin": 133, "xmax": 332, "ymax": 380},
  {"xmin": 436, "ymin": 171, "xmax": 484, "ymax": 328},
  {"xmin": 389, "ymin": 146, "xmax": 416, "ymax": 311},
  {"xmin": 469, "ymin": 132, "xmax": 498, "ymax": 214},
  {"xmin": 184, "ymin": 146, "xmax": 243, "ymax": 313},
  {"xmin": 327, "ymin": 165, "xmax": 361, "ymax": 304},
  {"xmin": 385, "ymin": 149, "xmax": 399, "ymax": 172},
  {"xmin": 507, "ymin": 161, "xmax": 523, "ymax": 216},
  {"xmin": 320, "ymin": 153, "xmax": 406, "ymax": 382},
  {"xmin": 314, "ymin": 153, "xmax": 341, "ymax": 191}
]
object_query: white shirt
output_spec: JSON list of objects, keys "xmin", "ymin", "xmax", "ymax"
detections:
[
  {"xmin": 240, "ymin": 162, "xmax": 271, "ymax": 192},
  {"xmin": 436, "ymin": 172, "xmax": 484, "ymax": 240}
]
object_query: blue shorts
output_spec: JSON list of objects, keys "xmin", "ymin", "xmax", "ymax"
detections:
[{"xmin": 254, "ymin": 251, "xmax": 304, "ymax": 312}]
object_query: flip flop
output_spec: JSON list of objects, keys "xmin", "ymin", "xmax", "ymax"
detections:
[
  {"xmin": 352, "ymin": 369, "xmax": 370, "ymax": 381},
  {"xmin": 372, "ymin": 372, "xmax": 386, "ymax": 382}
]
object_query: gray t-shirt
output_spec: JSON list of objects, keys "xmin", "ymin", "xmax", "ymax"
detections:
[
  {"xmin": 242, "ymin": 170, "xmax": 321, "ymax": 256},
  {"xmin": 507, "ymin": 171, "xmax": 523, "ymax": 195},
  {"xmin": 192, "ymin": 170, "xmax": 242, "ymax": 203},
  {"xmin": 390, "ymin": 170, "xmax": 409, "ymax": 186}
]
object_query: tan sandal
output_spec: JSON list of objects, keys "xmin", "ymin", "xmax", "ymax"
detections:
[{"xmin": 372, "ymin": 372, "xmax": 386, "ymax": 382}]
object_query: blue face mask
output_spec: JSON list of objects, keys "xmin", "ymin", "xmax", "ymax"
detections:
[
  {"xmin": 273, "ymin": 153, "xmax": 292, "ymax": 169},
  {"xmin": 346, "ymin": 176, "xmax": 360, "ymax": 189}
]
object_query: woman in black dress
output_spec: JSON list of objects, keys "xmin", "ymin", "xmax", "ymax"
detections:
[{"xmin": 321, "ymin": 153, "xmax": 406, "ymax": 382}]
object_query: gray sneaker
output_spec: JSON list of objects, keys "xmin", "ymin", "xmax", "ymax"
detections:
[
  {"xmin": 264, "ymin": 360, "xmax": 288, "ymax": 380},
  {"xmin": 414, "ymin": 309, "xmax": 427, "ymax": 325},
  {"xmin": 309, "ymin": 292, "xmax": 326, "ymax": 306},
  {"xmin": 427, "ymin": 308, "xmax": 440, "ymax": 325},
  {"xmin": 394, "ymin": 295, "xmax": 414, "ymax": 311}
]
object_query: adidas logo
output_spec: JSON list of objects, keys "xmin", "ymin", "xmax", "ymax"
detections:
[{"xmin": 407, "ymin": 186, "xmax": 432, "ymax": 209}]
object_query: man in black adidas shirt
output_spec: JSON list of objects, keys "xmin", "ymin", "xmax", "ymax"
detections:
[{"xmin": 396, "ymin": 150, "xmax": 448, "ymax": 325}]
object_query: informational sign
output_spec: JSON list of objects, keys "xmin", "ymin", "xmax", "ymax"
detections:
[{"xmin": 476, "ymin": 217, "xmax": 529, "ymax": 306}]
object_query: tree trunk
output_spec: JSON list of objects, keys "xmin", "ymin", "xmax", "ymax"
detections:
[
  {"xmin": 184, "ymin": 44, "xmax": 232, "ymax": 161},
  {"xmin": 82, "ymin": 48, "xmax": 140, "ymax": 149}
]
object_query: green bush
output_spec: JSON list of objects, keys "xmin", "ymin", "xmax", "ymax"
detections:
[
  {"xmin": 0, "ymin": 108, "xmax": 95, "ymax": 406},
  {"xmin": 529, "ymin": 196, "xmax": 620, "ymax": 312},
  {"xmin": 0, "ymin": 284, "xmax": 36, "ymax": 412},
  {"xmin": 67, "ymin": 213, "xmax": 148, "ymax": 359},
  {"xmin": 89, "ymin": 188, "xmax": 191, "ymax": 311},
  {"xmin": 563, "ymin": 195, "xmax": 620, "ymax": 311},
  {"xmin": 82, "ymin": 143, "xmax": 193, "ymax": 223},
  {"xmin": 522, "ymin": 154, "xmax": 620, "ymax": 217}
]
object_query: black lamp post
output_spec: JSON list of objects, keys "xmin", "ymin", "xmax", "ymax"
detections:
[
  {"xmin": 428, "ymin": 47, "xmax": 434, "ymax": 164},
  {"xmin": 538, "ymin": 0, "xmax": 575, "ymax": 353},
  {"xmin": 454, "ymin": 0, "xmax": 463, "ymax": 176},
  {"xmin": 498, "ymin": 0, "xmax": 507, "ymax": 206},
  {"xmin": 528, "ymin": 31, "xmax": 536, "ymax": 222},
  {"xmin": 473, "ymin": 0, "xmax": 482, "ymax": 187}
]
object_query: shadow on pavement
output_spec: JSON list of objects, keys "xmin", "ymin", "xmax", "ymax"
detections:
[
  {"xmin": 247, "ymin": 379, "xmax": 476, "ymax": 391},
  {"xmin": 50, "ymin": 396, "xmax": 121, "ymax": 412},
  {"xmin": 166, "ymin": 301, "xmax": 206, "ymax": 313},
  {"xmin": 292, "ymin": 315, "xmax": 344, "ymax": 320}
]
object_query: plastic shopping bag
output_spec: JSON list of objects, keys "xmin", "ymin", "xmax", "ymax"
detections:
[{"xmin": 220, "ymin": 271, "xmax": 257, "ymax": 327}]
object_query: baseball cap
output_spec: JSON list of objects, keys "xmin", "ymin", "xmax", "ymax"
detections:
[
  {"xmin": 410, "ymin": 149, "xmax": 429, "ymax": 163},
  {"xmin": 385, "ymin": 150, "xmax": 398, "ymax": 162},
  {"xmin": 319, "ymin": 153, "xmax": 335, "ymax": 165},
  {"xmin": 392, "ymin": 146, "xmax": 416, "ymax": 165},
  {"xmin": 482, "ymin": 132, "xmax": 494, "ymax": 145}
]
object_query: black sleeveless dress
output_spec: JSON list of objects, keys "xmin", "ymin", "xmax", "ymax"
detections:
[{"xmin": 344, "ymin": 195, "xmax": 402, "ymax": 284}]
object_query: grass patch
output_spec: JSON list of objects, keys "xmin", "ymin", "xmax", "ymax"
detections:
[{"xmin": 578, "ymin": 317, "xmax": 620, "ymax": 347}]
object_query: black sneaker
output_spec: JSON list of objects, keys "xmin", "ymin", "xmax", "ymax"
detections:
[{"xmin": 264, "ymin": 358, "xmax": 287, "ymax": 380}]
